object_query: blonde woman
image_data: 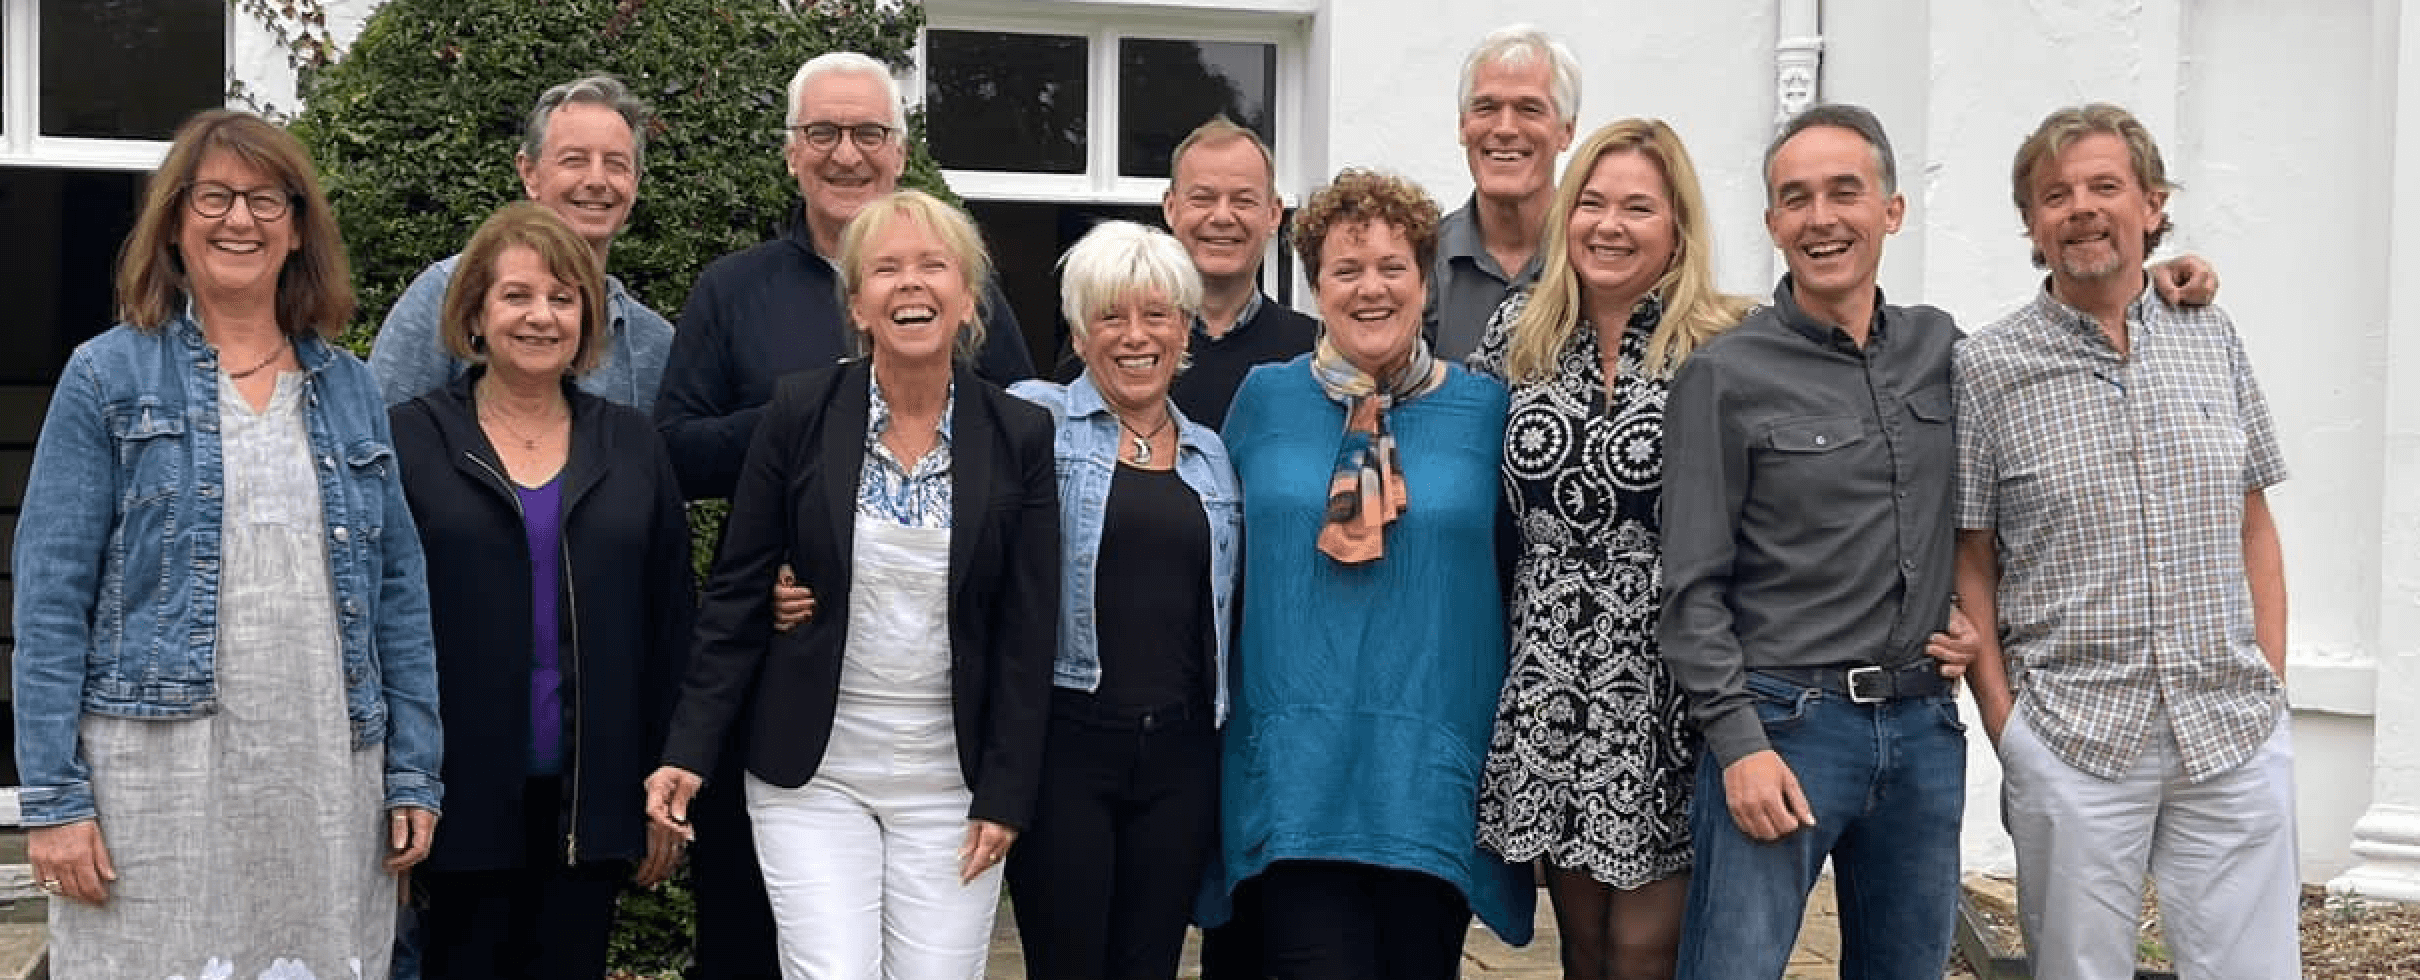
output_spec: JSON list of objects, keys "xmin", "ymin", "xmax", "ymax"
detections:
[{"xmin": 1467, "ymin": 119, "xmax": 1748, "ymax": 980}]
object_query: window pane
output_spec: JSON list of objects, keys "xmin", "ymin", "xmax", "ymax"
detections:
[
  {"xmin": 964, "ymin": 200, "xmax": 1162, "ymax": 375},
  {"xmin": 927, "ymin": 30, "xmax": 1087, "ymax": 174},
  {"xmin": 41, "ymin": 0, "xmax": 225, "ymax": 140},
  {"xmin": 1119, "ymin": 39, "xmax": 1276, "ymax": 179}
]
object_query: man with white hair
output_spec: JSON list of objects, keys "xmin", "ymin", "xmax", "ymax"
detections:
[
  {"xmin": 655, "ymin": 50, "xmax": 1034, "ymax": 501},
  {"xmin": 650, "ymin": 51, "xmax": 1034, "ymax": 980},
  {"xmin": 1426, "ymin": 24, "xmax": 1579, "ymax": 361}
]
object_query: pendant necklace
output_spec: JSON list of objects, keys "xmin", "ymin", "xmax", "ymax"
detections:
[
  {"xmin": 479, "ymin": 395, "xmax": 562, "ymax": 451},
  {"xmin": 1116, "ymin": 411, "xmax": 1171, "ymax": 466}
]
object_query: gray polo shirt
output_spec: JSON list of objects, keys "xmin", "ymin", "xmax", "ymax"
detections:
[
  {"xmin": 1658, "ymin": 278, "xmax": 1960, "ymax": 767},
  {"xmin": 1425, "ymin": 195, "xmax": 1543, "ymax": 362}
]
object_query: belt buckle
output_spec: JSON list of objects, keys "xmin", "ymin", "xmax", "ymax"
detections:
[{"xmin": 1845, "ymin": 665, "xmax": 1888, "ymax": 704}]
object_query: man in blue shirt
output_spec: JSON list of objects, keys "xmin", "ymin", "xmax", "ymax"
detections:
[{"xmin": 368, "ymin": 75, "xmax": 674, "ymax": 411}]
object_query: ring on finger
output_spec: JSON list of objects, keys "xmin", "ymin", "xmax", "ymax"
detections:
[{"xmin": 39, "ymin": 878, "xmax": 61, "ymax": 894}]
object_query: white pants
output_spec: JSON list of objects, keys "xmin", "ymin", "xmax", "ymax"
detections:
[
  {"xmin": 1998, "ymin": 706, "xmax": 2301, "ymax": 980},
  {"xmin": 746, "ymin": 695, "xmax": 1001, "ymax": 980}
]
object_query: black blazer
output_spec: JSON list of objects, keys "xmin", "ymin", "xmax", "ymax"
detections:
[
  {"xmin": 390, "ymin": 371, "xmax": 695, "ymax": 871},
  {"xmin": 660, "ymin": 359, "xmax": 1060, "ymax": 830}
]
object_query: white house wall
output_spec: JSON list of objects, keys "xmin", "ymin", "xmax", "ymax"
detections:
[{"xmin": 301, "ymin": 0, "xmax": 2403, "ymax": 887}]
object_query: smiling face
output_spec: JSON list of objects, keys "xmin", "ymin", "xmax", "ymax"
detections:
[
  {"xmin": 1566, "ymin": 148, "xmax": 1678, "ymax": 316},
  {"xmin": 1459, "ymin": 55, "xmax": 1574, "ymax": 209},
  {"xmin": 1764, "ymin": 124, "xmax": 1904, "ymax": 311},
  {"xmin": 1163, "ymin": 137, "xmax": 1282, "ymax": 287},
  {"xmin": 851, "ymin": 216, "xmax": 974, "ymax": 368},
  {"xmin": 791, "ymin": 70, "xmax": 906, "ymax": 252},
  {"xmin": 177, "ymin": 150, "xmax": 299, "ymax": 303},
  {"xmin": 1078, "ymin": 287, "xmax": 1187, "ymax": 416},
  {"xmin": 515, "ymin": 102, "xmax": 637, "ymax": 255},
  {"xmin": 477, "ymin": 244, "xmax": 585, "ymax": 384},
  {"xmin": 1315, "ymin": 219, "xmax": 1427, "ymax": 378},
  {"xmin": 2026, "ymin": 131, "xmax": 2166, "ymax": 288}
]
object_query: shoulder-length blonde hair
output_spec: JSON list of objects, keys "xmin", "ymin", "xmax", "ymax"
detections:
[
  {"xmin": 440, "ymin": 202, "xmax": 611, "ymax": 377},
  {"xmin": 1502, "ymin": 118, "xmax": 1748, "ymax": 383},
  {"xmin": 835, "ymin": 190, "xmax": 996, "ymax": 362},
  {"xmin": 115, "ymin": 109, "xmax": 354, "ymax": 336}
]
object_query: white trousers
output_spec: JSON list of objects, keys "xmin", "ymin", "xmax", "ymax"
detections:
[
  {"xmin": 1998, "ymin": 706, "xmax": 2301, "ymax": 980},
  {"xmin": 747, "ymin": 695, "xmax": 1001, "ymax": 980}
]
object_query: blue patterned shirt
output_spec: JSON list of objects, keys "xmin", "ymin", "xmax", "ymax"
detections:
[{"xmin": 858, "ymin": 370, "xmax": 956, "ymax": 528}]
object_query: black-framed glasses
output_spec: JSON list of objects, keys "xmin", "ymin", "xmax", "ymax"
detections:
[
  {"xmin": 789, "ymin": 121, "xmax": 895, "ymax": 152},
  {"xmin": 185, "ymin": 181, "xmax": 294, "ymax": 222}
]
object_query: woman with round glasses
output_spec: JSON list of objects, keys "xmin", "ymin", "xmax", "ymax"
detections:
[{"xmin": 12, "ymin": 109, "xmax": 442, "ymax": 978}]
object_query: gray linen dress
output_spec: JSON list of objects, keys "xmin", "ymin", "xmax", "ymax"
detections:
[{"xmin": 51, "ymin": 373, "xmax": 394, "ymax": 980}]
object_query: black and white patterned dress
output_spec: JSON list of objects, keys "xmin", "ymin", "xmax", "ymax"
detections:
[{"xmin": 1470, "ymin": 291, "xmax": 1696, "ymax": 888}]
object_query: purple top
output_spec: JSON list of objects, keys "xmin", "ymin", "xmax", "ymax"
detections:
[{"xmin": 516, "ymin": 477, "xmax": 566, "ymax": 776}]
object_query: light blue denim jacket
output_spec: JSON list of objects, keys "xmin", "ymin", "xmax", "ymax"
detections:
[
  {"xmin": 1009, "ymin": 374, "xmax": 1242, "ymax": 723},
  {"xmin": 368, "ymin": 253, "xmax": 674, "ymax": 410},
  {"xmin": 11, "ymin": 312, "xmax": 445, "ymax": 826}
]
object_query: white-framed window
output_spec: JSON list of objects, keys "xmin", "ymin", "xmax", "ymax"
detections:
[
  {"xmin": 919, "ymin": 0, "xmax": 1314, "ymax": 373},
  {"xmin": 2, "ymin": 0, "xmax": 229, "ymax": 675},
  {"xmin": 1, "ymin": 0, "xmax": 228, "ymax": 170}
]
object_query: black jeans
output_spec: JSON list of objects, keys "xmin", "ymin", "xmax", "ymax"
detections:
[
  {"xmin": 1199, "ymin": 876, "xmax": 1267, "ymax": 980},
  {"xmin": 688, "ymin": 739, "xmax": 782, "ymax": 980},
  {"xmin": 1007, "ymin": 694, "xmax": 1219, "ymax": 980},
  {"xmin": 1257, "ymin": 860, "xmax": 1470, "ymax": 980},
  {"xmin": 419, "ymin": 777, "xmax": 629, "ymax": 980}
]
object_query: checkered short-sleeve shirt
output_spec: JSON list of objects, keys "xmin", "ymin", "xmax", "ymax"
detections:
[{"xmin": 1955, "ymin": 286, "xmax": 2287, "ymax": 783}]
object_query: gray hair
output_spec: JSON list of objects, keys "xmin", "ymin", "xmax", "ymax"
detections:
[
  {"xmin": 1459, "ymin": 24, "xmax": 1581, "ymax": 123},
  {"xmin": 1765, "ymin": 103, "xmax": 1898, "ymax": 197},
  {"xmin": 1058, "ymin": 221, "xmax": 1203, "ymax": 350},
  {"xmin": 521, "ymin": 75, "xmax": 652, "ymax": 171},
  {"xmin": 786, "ymin": 51, "xmax": 907, "ymax": 143}
]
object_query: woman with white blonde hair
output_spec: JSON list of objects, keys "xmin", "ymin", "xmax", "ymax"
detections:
[{"xmin": 1001, "ymin": 220, "xmax": 1242, "ymax": 979}]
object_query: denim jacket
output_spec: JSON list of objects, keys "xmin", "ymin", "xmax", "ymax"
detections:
[
  {"xmin": 1009, "ymin": 374, "xmax": 1241, "ymax": 723},
  {"xmin": 11, "ymin": 312, "xmax": 444, "ymax": 826}
]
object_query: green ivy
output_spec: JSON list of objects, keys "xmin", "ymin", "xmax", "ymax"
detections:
[
  {"xmin": 289, "ymin": 2, "xmax": 950, "ymax": 970},
  {"xmin": 291, "ymin": 0, "xmax": 953, "ymax": 357}
]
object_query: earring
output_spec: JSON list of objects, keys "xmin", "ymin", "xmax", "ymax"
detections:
[{"xmin": 470, "ymin": 332, "xmax": 487, "ymax": 355}]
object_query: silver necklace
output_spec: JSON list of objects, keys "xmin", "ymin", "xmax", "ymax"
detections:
[{"xmin": 1115, "ymin": 411, "xmax": 1171, "ymax": 466}]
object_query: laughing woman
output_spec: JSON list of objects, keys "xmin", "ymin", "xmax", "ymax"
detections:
[
  {"xmin": 1004, "ymin": 221, "xmax": 1241, "ymax": 980},
  {"xmin": 646, "ymin": 190, "xmax": 1058, "ymax": 980},
  {"xmin": 390, "ymin": 202, "xmax": 693, "ymax": 980}
]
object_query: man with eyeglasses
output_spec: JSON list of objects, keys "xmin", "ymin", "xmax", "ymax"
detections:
[
  {"xmin": 653, "ymin": 50, "xmax": 1033, "ymax": 503},
  {"xmin": 647, "ymin": 50, "xmax": 1034, "ymax": 980},
  {"xmin": 369, "ymin": 75, "xmax": 673, "ymax": 411}
]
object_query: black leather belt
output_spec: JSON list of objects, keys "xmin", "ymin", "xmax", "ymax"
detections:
[{"xmin": 1755, "ymin": 661, "xmax": 1950, "ymax": 704}]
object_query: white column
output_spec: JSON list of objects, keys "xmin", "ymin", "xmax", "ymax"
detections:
[{"xmin": 2331, "ymin": 0, "xmax": 2420, "ymax": 904}]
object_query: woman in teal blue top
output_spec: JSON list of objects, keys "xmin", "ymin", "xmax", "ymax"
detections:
[{"xmin": 1211, "ymin": 168, "xmax": 1533, "ymax": 979}]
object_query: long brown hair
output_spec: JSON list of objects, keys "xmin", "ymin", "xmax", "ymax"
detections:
[
  {"xmin": 1502, "ymin": 118, "xmax": 1748, "ymax": 383},
  {"xmin": 114, "ymin": 109, "xmax": 354, "ymax": 337}
]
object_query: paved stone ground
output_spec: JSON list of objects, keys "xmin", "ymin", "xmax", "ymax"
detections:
[{"xmin": 983, "ymin": 875, "xmax": 1943, "ymax": 979}]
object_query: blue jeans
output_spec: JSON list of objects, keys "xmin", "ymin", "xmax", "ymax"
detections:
[{"xmin": 1675, "ymin": 671, "xmax": 1967, "ymax": 980}]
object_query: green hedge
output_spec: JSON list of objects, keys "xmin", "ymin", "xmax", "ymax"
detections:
[{"xmin": 292, "ymin": 0, "xmax": 952, "ymax": 355}]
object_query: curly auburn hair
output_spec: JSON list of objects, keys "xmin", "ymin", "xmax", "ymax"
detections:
[{"xmin": 1290, "ymin": 168, "xmax": 1442, "ymax": 286}]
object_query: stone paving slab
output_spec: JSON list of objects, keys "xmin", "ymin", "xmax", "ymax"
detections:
[{"xmin": 984, "ymin": 875, "xmax": 1860, "ymax": 978}]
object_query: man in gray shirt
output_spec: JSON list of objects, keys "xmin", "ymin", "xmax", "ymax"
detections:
[
  {"xmin": 1424, "ymin": 24, "xmax": 1576, "ymax": 361},
  {"xmin": 1659, "ymin": 104, "xmax": 1969, "ymax": 980}
]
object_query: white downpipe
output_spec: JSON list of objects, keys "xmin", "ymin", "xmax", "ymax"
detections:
[{"xmin": 1776, "ymin": 0, "xmax": 1823, "ymax": 127}]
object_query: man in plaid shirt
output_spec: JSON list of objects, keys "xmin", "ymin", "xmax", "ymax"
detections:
[{"xmin": 1953, "ymin": 103, "xmax": 2298, "ymax": 980}]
